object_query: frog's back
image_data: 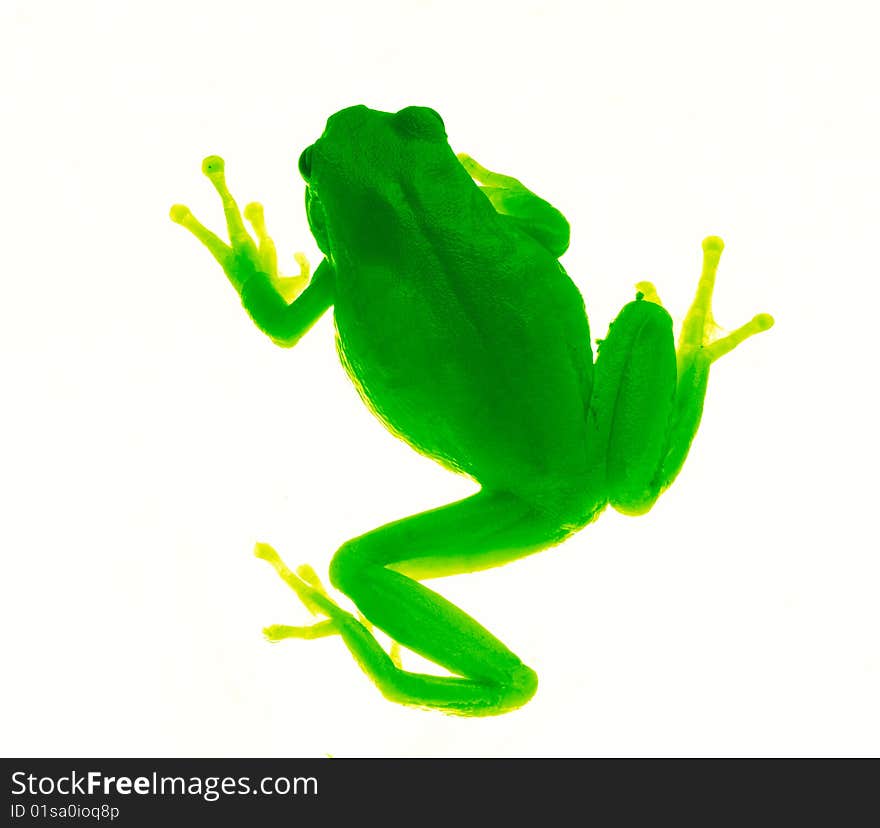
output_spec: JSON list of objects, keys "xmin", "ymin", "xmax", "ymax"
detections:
[{"xmin": 333, "ymin": 193, "xmax": 595, "ymax": 501}]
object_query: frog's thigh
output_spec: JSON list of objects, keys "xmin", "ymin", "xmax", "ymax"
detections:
[
  {"xmin": 457, "ymin": 153, "xmax": 570, "ymax": 256},
  {"xmin": 591, "ymin": 299, "xmax": 677, "ymax": 516},
  {"xmin": 326, "ymin": 490, "xmax": 566, "ymax": 715}
]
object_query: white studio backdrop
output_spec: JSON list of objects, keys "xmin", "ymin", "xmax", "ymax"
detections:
[{"xmin": 1, "ymin": 0, "xmax": 878, "ymax": 757}]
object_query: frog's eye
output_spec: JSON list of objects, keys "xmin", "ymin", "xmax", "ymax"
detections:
[
  {"xmin": 393, "ymin": 106, "xmax": 446, "ymax": 140},
  {"xmin": 419, "ymin": 107, "xmax": 445, "ymax": 129},
  {"xmin": 298, "ymin": 145, "xmax": 314, "ymax": 181}
]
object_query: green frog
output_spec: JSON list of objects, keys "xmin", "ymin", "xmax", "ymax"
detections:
[{"xmin": 171, "ymin": 105, "xmax": 773, "ymax": 716}]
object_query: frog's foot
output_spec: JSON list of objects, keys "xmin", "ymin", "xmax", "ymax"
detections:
[
  {"xmin": 170, "ymin": 157, "xmax": 310, "ymax": 301},
  {"xmin": 256, "ymin": 543, "xmax": 408, "ymax": 670},
  {"xmin": 677, "ymin": 237, "xmax": 774, "ymax": 366},
  {"xmin": 456, "ymin": 152, "xmax": 570, "ymax": 256},
  {"xmin": 255, "ymin": 543, "xmax": 344, "ymax": 641},
  {"xmin": 648, "ymin": 236, "xmax": 773, "ymax": 499}
]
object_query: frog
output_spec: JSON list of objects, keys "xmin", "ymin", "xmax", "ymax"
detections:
[{"xmin": 170, "ymin": 105, "xmax": 774, "ymax": 716}]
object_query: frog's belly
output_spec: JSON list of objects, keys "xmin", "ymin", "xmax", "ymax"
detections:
[{"xmin": 332, "ymin": 286, "xmax": 592, "ymax": 490}]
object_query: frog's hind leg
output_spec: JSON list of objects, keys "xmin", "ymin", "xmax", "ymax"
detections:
[
  {"xmin": 259, "ymin": 490, "xmax": 573, "ymax": 716},
  {"xmin": 592, "ymin": 236, "xmax": 774, "ymax": 516},
  {"xmin": 457, "ymin": 153, "xmax": 570, "ymax": 256}
]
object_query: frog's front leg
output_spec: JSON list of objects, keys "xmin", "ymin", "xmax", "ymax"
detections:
[
  {"xmin": 590, "ymin": 237, "xmax": 774, "ymax": 515},
  {"xmin": 170, "ymin": 156, "xmax": 335, "ymax": 347},
  {"xmin": 258, "ymin": 490, "xmax": 578, "ymax": 716},
  {"xmin": 458, "ymin": 153, "xmax": 570, "ymax": 257}
]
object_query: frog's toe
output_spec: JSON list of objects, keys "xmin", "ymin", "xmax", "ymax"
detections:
[
  {"xmin": 263, "ymin": 619, "xmax": 339, "ymax": 642},
  {"xmin": 702, "ymin": 312, "xmax": 775, "ymax": 362},
  {"xmin": 388, "ymin": 640, "xmax": 403, "ymax": 669},
  {"xmin": 255, "ymin": 542, "xmax": 341, "ymax": 619},
  {"xmin": 456, "ymin": 152, "xmax": 519, "ymax": 189},
  {"xmin": 294, "ymin": 562, "xmax": 332, "ymax": 601},
  {"xmin": 201, "ymin": 155, "xmax": 225, "ymax": 176},
  {"xmin": 243, "ymin": 201, "xmax": 264, "ymax": 225},
  {"xmin": 169, "ymin": 202, "xmax": 232, "ymax": 266},
  {"xmin": 634, "ymin": 280, "xmax": 663, "ymax": 306},
  {"xmin": 169, "ymin": 204, "xmax": 190, "ymax": 224},
  {"xmin": 198, "ymin": 154, "xmax": 259, "ymax": 256},
  {"xmin": 243, "ymin": 200, "xmax": 280, "ymax": 277}
]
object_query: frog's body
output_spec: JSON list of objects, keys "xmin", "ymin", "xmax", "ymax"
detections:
[
  {"xmin": 171, "ymin": 105, "xmax": 773, "ymax": 715},
  {"xmin": 318, "ymin": 108, "xmax": 596, "ymax": 510}
]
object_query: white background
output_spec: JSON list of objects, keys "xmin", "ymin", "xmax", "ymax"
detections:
[{"xmin": 1, "ymin": 0, "xmax": 878, "ymax": 757}]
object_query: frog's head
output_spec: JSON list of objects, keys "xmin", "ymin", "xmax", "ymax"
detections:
[{"xmin": 298, "ymin": 105, "xmax": 463, "ymax": 262}]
